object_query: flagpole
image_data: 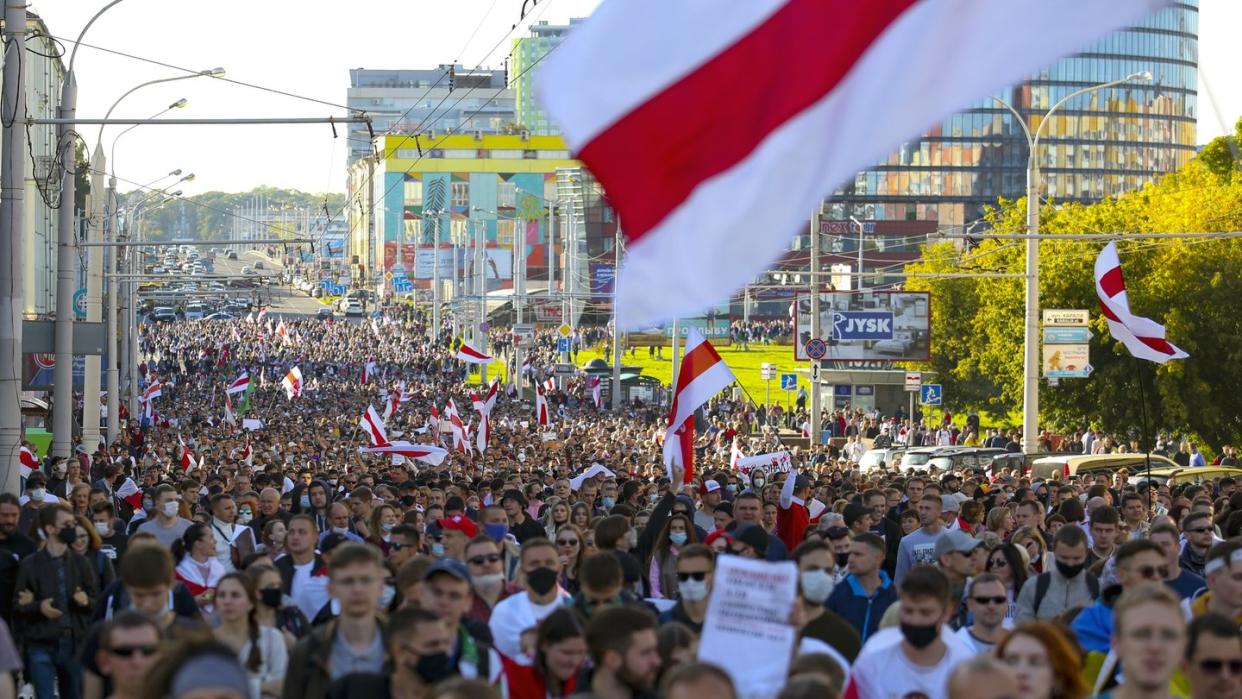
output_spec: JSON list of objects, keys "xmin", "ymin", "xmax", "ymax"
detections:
[{"xmin": 1135, "ymin": 357, "xmax": 1153, "ymax": 514}]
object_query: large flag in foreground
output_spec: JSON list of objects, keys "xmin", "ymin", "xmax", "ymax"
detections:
[
  {"xmin": 456, "ymin": 341, "xmax": 493, "ymax": 364},
  {"xmin": 1094, "ymin": 241, "xmax": 1188, "ymax": 364},
  {"xmin": 359, "ymin": 441, "xmax": 448, "ymax": 466},
  {"xmin": 537, "ymin": 0, "xmax": 1163, "ymax": 328},
  {"xmin": 663, "ymin": 328, "xmax": 735, "ymax": 483}
]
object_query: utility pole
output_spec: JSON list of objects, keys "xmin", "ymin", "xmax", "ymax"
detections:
[
  {"xmin": 809, "ymin": 210, "xmax": 821, "ymax": 446},
  {"xmin": 611, "ymin": 222, "xmax": 623, "ymax": 411},
  {"xmin": 105, "ymin": 175, "xmax": 119, "ymax": 443},
  {"xmin": 430, "ymin": 210, "xmax": 440, "ymax": 342},
  {"xmin": 0, "ymin": 0, "xmax": 28, "ymax": 495},
  {"xmin": 82, "ymin": 146, "xmax": 106, "ymax": 451},
  {"xmin": 514, "ymin": 215, "xmax": 526, "ymax": 395},
  {"xmin": 547, "ymin": 200, "xmax": 556, "ymax": 315},
  {"xmin": 476, "ymin": 212, "xmax": 487, "ymax": 384},
  {"xmin": 52, "ymin": 72, "xmax": 78, "ymax": 459}
]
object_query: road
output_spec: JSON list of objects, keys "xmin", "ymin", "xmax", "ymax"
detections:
[{"xmin": 213, "ymin": 250, "xmax": 324, "ymax": 318}]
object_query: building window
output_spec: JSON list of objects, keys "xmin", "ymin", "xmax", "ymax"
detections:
[
  {"xmin": 403, "ymin": 179, "xmax": 423, "ymax": 207},
  {"xmin": 451, "ymin": 182, "xmax": 469, "ymax": 208},
  {"xmin": 498, "ymin": 181, "xmax": 517, "ymax": 208}
]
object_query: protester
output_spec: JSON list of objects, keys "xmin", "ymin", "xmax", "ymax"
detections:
[
  {"xmin": 1183, "ymin": 613, "xmax": 1242, "ymax": 699},
  {"xmin": 582, "ymin": 606, "xmax": 661, "ymax": 699},
  {"xmin": 1091, "ymin": 584, "xmax": 1187, "ymax": 699},
  {"xmin": 955, "ymin": 574, "xmax": 1010, "ymax": 652},
  {"xmin": 498, "ymin": 608, "xmax": 586, "ymax": 699},
  {"xmin": 995, "ymin": 622, "xmax": 1088, "ymax": 699}
]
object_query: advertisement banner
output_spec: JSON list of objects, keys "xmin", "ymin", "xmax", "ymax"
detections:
[
  {"xmin": 793, "ymin": 291, "xmax": 930, "ymax": 362},
  {"xmin": 626, "ymin": 305, "xmax": 731, "ymax": 347},
  {"xmin": 591, "ymin": 263, "xmax": 615, "ymax": 298}
]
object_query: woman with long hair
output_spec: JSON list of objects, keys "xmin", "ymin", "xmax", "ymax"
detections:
[
  {"xmin": 996, "ymin": 622, "xmax": 1088, "ymax": 699},
  {"xmin": 69, "ymin": 483, "xmax": 92, "ymax": 518},
  {"xmin": 570, "ymin": 503, "xmax": 591, "ymax": 530},
  {"xmin": 366, "ymin": 503, "xmax": 399, "ymax": 556},
  {"xmin": 172, "ymin": 523, "xmax": 226, "ymax": 612},
  {"xmin": 985, "ymin": 543, "xmax": 1030, "ymax": 624},
  {"xmin": 544, "ymin": 501, "xmax": 570, "ymax": 540},
  {"xmin": 647, "ymin": 514, "xmax": 698, "ymax": 599},
  {"xmin": 70, "ymin": 514, "xmax": 115, "ymax": 589},
  {"xmin": 244, "ymin": 564, "xmax": 309, "ymax": 648},
  {"xmin": 553, "ymin": 524, "xmax": 586, "ymax": 596},
  {"xmin": 213, "ymin": 572, "xmax": 288, "ymax": 699},
  {"xmin": 260, "ymin": 519, "xmax": 286, "ymax": 557},
  {"xmin": 500, "ymin": 608, "xmax": 586, "ymax": 699},
  {"xmin": 986, "ymin": 507, "xmax": 1014, "ymax": 541},
  {"xmin": 1011, "ymin": 527, "xmax": 1051, "ymax": 575}
]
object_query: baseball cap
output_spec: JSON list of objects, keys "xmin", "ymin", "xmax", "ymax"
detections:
[
  {"xmin": 436, "ymin": 514, "xmax": 478, "ymax": 539},
  {"xmin": 940, "ymin": 495, "xmax": 961, "ymax": 513},
  {"xmin": 424, "ymin": 558, "xmax": 472, "ymax": 585},
  {"xmin": 702, "ymin": 480, "xmax": 721, "ymax": 495},
  {"xmin": 934, "ymin": 530, "xmax": 983, "ymax": 559}
]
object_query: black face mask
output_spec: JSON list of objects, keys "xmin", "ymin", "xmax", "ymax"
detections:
[
  {"xmin": 57, "ymin": 526, "xmax": 78, "ymax": 545},
  {"xmin": 900, "ymin": 622, "xmax": 939, "ymax": 649},
  {"xmin": 413, "ymin": 652, "xmax": 452, "ymax": 684},
  {"xmin": 836, "ymin": 553, "xmax": 851, "ymax": 568},
  {"xmin": 1055, "ymin": 560, "xmax": 1085, "ymax": 579},
  {"xmin": 526, "ymin": 566, "xmax": 559, "ymax": 595},
  {"xmin": 259, "ymin": 588, "xmax": 283, "ymax": 609}
]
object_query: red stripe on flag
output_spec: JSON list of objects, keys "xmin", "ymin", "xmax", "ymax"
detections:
[
  {"xmin": 675, "ymin": 340, "xmax": 726, "ymax": 392},
  {"xmin": 577, "ymin": 0, "xmax": 920, "ymax": 242},
  {"xmin": 1098, "ymin": 266, "xmax": 1125, "ymax": 299},
  {"xmin": 1137, "ymin": 335, "xmax": 1178, "ymax": 356}
]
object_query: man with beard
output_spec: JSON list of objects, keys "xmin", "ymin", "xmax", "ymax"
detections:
[
  {"xmin": 584, "ymin": 606, "xmax": 661, "ymax": 699},
  {"xmin": 327, "ymin": 608, "xmax": 453, "ymax": 699},
  {"xmin": 0, "ymin": 493, "xmax": 34, "ymax": 620}
]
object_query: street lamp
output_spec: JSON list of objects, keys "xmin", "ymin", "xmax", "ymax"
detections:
[
  {"xmin": 424, "ymin": 209, "xmax": 444, "ymax": 340},
  {"xmin": 994, "ymin": 70, "xmax": 1151, "ymax": 454}
]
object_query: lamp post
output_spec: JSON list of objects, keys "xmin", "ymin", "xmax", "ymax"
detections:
[
  {"xmin": 993, "ymin": 71, "xmax": 1151, "ymax": 454},
  {"xmin": 424, "ymin": 209, "xmax": 444, "ymax": 341},
  {"xmin": 0, "ymin": 0, "xmax": 27, "ymax": 494}
]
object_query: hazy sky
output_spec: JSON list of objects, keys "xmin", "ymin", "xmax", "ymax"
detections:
[{"xmin": 31, "ymin": 0, "xmax": 1241, "ymax": 199}]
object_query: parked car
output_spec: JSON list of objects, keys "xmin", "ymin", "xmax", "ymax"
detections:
[
  {"xmin": 242, "ymin": 266, "xmax": 254, "ymax": 275},
  {"xmin": 203, "ymin": 312, "xmax": 237, "ymax": 321},
  {"xmin": 858, "ymin": 448, "xmax": 907, "ymax": 472},
  {"xmin": 184, "ymin": 304, "xmax": 206, "ymax": 320},
  {"xmin": 316, "ymin": 307, "xmax": 334, "ymax": 320},
  {"xmin": 150, "ymin": 307, "xmax": 177, "ymax": 323},
  {"xmin": 253, "ymin": 261, "xmax": 264, "ymax": 270},
  {"xmin": 343, "ymin": 300, "xmax": 364, "ymax": 317},
  {"xmin": 1029, "ymin": 453, "xmax": 1179, "ymax": 482},
  {"xmin": 227, "ymin": 251, "xmax": 238, "ymax": 260}
]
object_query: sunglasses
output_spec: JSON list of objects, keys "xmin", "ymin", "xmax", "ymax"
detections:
[
  {"xmin": 467, "ymin": 553, "xmax": 502, "ymax": 566},
  {"xmin": 1198, "ymin": 659, "xmax": 1242, "ymax": 676},
  {"xmin": 1132, "ymin": 565, "xmax": 1170, "ymax": 580},
  {"xmin": 986, "ymin": 558, "xmax": 1009, "ymax": 569},
  {"xmin": 677, "ymin": 571, "xmax": 708, "ymax": 582},
  {"xmin": 1187, "ymin": 527, "xmax": 1212, "ymax": 534},
  {"xmin": 109, "ymin": 645, "xmax": 158, "ymax": 658},
  {"xmin": 556, "ymin": 538, "xmax": 579, "ymax": 546},
  {"xmin": 971, "ymin": 596, "xmax": 1007, "ymax": 605}
]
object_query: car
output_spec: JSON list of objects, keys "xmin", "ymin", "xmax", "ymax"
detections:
[
  {"xmin": 343, "ymin": 300, "xmax": 364, "ymax": 317},
  {"xmin": 184, "ymin": 304, "xmax": 206, "ymax": 320},
  {"xmin": 242, "ymin": 266, "xmax": 254, "ymax": 275},
  {"xmin": 227, "ymin": 251, "xmax": 238, "ymax": 260},
  {"xmin": 858, "ymin": 448, "xmax": 907, "ymax": 472},
  {"xmin": 925, "ymin": 447, "xmax": 1010, "ymax": 472},
  {"xmin": 1029, "ymin": 453, "xmax": 1179, "ymax": 482},
  {"xmin": 208, "ymin": 282, "xmax": 227, "ymax": 292},
  {"xmin": 203, "ymin": 312, "xmax": 237, "ymax": 321},
  {"xmin": 316, "ymin": 307, "xmax": 334, "ymax": 320},
  {"xmin": 150, "ymin": 307, "xmax": 177, "ymax": 323},
  {"xmin": 151, "ymin": 266, "xmax": 165, "ymax": 275},
  {"xmin": 253, "ymin": 261, "xmax": 264, "ymax": 270}
]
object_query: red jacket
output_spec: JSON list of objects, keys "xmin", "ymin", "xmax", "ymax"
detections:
[{"xmin": 501, "ymin": 655, "xmax": 578, "ymax": 699}]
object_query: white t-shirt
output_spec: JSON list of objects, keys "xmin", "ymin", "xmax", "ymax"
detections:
[
  {"xmin": 487, "ymin": 591, "xmax": 570, "ymax": 661},
  {"xmin": 291, "ymin": 560, "xmax": 331, "ymax": 620},
  {"xmin": 847, "ymin": 626, "xmax": 975, "ymax": 699}
]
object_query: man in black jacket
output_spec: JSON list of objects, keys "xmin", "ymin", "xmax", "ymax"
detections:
[
  {"xmin": 0, "ymin": 493, "xmax": 35, "ymax": 621},
  {"xmin": 15, "ymin": 504, "xmax": 99, "ymax": 699}
]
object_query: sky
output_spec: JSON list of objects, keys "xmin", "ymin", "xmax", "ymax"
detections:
[{"xmin": 31, "ymin": 0, "xmax": 1242, "ymax": 199}]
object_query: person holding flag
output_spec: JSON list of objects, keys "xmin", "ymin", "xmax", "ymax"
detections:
[
  {"xmin": 281, "ymin": 367, "xmax": 303, "ymax": 400},
  {"xmin": 663, "ymin": 327, "xmax": 735, "ymax": 484}
]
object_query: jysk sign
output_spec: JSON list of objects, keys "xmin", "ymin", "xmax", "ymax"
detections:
[{"xmin": 831, "ymin": 311, "xmax": 894, "ymax": 341}]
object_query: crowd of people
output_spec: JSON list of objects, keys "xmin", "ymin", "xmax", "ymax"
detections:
[{"xmin": 5, "ymin": 313, "xmax": 1241, "ymax": 699}]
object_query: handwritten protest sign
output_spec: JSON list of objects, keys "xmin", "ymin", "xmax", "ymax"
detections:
[
  {"xmin": 698, "ymin": 555, "xmax": 798, "ymax": 699},
  {"xmin": 733, "ymin": 450, "xmax": 793, "ymax": 477}
]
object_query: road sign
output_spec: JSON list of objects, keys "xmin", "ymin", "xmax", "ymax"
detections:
[
  {"xmin": 1043, "ymin": 327, "xmax": 1092, "ymax": 344},
  {"xmin": 557, "ymin": 337, "xmax": 571, "ymax": 353},
  {"xmin": 513, "ymin": 323, "xmax": 534, "ymax": 339},
  {"xmin": 904, "ymin": 372, "xmax": 922, "ymax": 392},
  {"xmin": 73, "ymin": 288, "xmax": 87, "ymax": 320},
  {"xmin": 391, "ymin": 278, "xmax": 413, "ymax": 293},
  {"xmin": 383, "ymin": 271, "xmax": 394, "ymax": 281},
  {"xmin": 480, "ymin": 322, "xmax": 490, "ymax": 332},
  {"xmin": 557, "ymin": 323, "xmax": 573, "ymax": 338},
  {"xmin": 780, "ymin": 373, "xmax": 798, "ymax": 391},
  {"xmin": 759, "ymin": 362, "xmax": 776, "ymax": 381},
  {"xmin": 920, "ymin": 384, "xmax": 942, "ymax": 405},
  {"xmin": 1043, "ymin": 309, "xmax": 1089, "ymax": 326},
  {"xmin": 1043, "ymin": 344, "xmax": 1092, "ymax": 378},
  {"xmin": 804, "ymin": 338, "xmax": 828, "ymax": 360},
  {"xmin": 810, "ymin": 363, "xmax": 821, "ymax": 382},
  {"xmin": 553, "ymin": 363, "xmax": 575, "ymax": 376}
]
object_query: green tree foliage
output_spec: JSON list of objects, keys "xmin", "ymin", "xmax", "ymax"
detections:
[
  {"xmin": 119, "ymin": 186, "xmax": 346, "ymax": 242},
  {"xmin": 904, "ymin": 152, "xmax": 1242, "ymax": 448}
]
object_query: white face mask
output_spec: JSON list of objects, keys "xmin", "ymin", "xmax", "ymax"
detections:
[
  {"xmin": 94, "ymin": 522, "xmax": 111, "ymax": 537},
  {"xmin": 800, "ymin": 569, "xmax": 835, "ymax": 604},
  {"xmin": 678, "ymin": 578, "xmax": 709, "ymax": 602},
  {"xmin": 28, "ymin": 488, "xmax": 46, "ymax": 501},
  {"xmin": 161, "ymin": 501, "xmax": 180, "ymax": 518},
  {"xmin": 473, "ymin": 572, "xmax": 505, "ymax": 590},
  {"xmin": 332, "ymin": 526, "xmax": 349, "ymax": 536}
]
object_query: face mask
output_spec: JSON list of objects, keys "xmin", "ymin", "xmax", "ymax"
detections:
[
  {"xmin": 430, "ymin": 542, "xmax": 445, "ymax": 558},
  {"xmin": 207, "ymin": 485, "xmax": 223, "ymax": 496},
  {"xmin": 378, "ymin": 584, "xmax": 396, "ymax": 610},
  {"xmin": 484, "ymin": 523, "xmax": 508, "ymax": 543},
  {"xmin": 414, "ymin": 652, "xmax": 452, "ymax": 684},
  {"xmin": 900, "ymin": 622, "xmax": 940, "ymax": 649},
  {"xmin": 299, "ymin": 495, "xmax": 310, "ymax": 508},
  {"xmin": 648, "ymin": 494, "xmax": 659, "ymax": 504},
  {"xmin": 1055, "ymin": 560, "xmax": 1085, "ymax": 579},
  {"xmin": 238, "ymin": 511, "xmax": 253, "ymax": 524},
  {"xmin": 601, "ymin": 496, "xmax": 616, "ymax": 510},
  {"xmin": 94, "ymin": 522, "xmax": 111, "ymax": 537},
  {"xmin": 678, "ymin": 578, "xmax": 709, "ymax": 602},
  {"xmin": 57, "ymin": 526, "xmax": 78, "ymax": 545},
  {"xmin": 401, "ymin": 495, "xmax": 417, "ymax": 508},
  {"xmin": 332, "ymin": 526, "xmax": 349, "ymax": 535},
  {"xmin": 381, "ymin": 522, "xmax": 395, "ymax": 533},
  {"xmin": 800, "ymin": 569, "xmax": 835, "ymax": 604},
  {"xmin": 162, "ymin": 501, "xmax": 180, "ymax": 518},
  {"xmin": 142, "ymin": 497, "xmax": 153, "ymax": 512},
  {"xmin": 836, "ymin": 553, "xmax": 851, "ymax": 568},
  {"xmin": 753, "ymin": 478, "xmax": 766, "ymax": 489},
  {"xmin": 726, "ymin": 484, "xmax": 737, "ymax": 495},
  {"xmin": 526, "ymin": 566, "xmax": 559, "ymax": 595},
  {"xmin": 28, "ymin": 488, "xmax": 46, "ymax": 502},
  {"xmin": 473, "ymin": 572, "xmax": 505, "ymax": 590},
  {"xmin": 627, "ymin": 528, "xmax": 639, "ymax": 549},
  {"xmin": 259, "ymin": 588, "xmax": 283, "ymax": 609},
  {"xmin": 669, "ymin": 532, "xmax": 688, "ymax": 546}
]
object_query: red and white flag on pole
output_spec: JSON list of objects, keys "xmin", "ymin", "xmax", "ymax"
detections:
[
  {"xmin": 226, "ymin": 373, "xmax": 250, "ymax": 395},
  {"xmin": 663, "ymin": 328, "xmax": 735, "ymax": 483},
  {"xmin": 223, "ymin": 392, "xmax": 236, "ymax": 426},
  {"xmin": 362, "ymin": 360, "xmax": 377, "ymax": 385},
  {"xmin": 19, "ymin": 445, "xmax": 38, "ymax": 479},
  {"xmin": 178, "ymin": 436, "xmax": 196, "ymax": 471},
  {"xmin": 1094, "ymin": 241, "xmax": 1188, "ymax": 364},
  {"xmin": 729, "ymin": 436, "xmax": 746, "ymax": 470},
  {"xmin": 256, "ymin": 307, "xmax": 268, "ymax": 324},
  {"xmin": 586, "ymin": 375, "xmax": 602, "ymax": 409},
  {"xmin": 281, "ymin": 366, "xmax": 303, "ymax": 400},
  {"xmin": 360, "ymin": 405, "xmax": 390, "ymax": 447},
  {"xmin": 538, "ymin": 0, "xmax": 1161, "ymax": 329},
  {"xmin": 456, "ymin": 341, "xmax": 494, "ymax": 364},
  {"xmin": 535, "ymin": 384, "xmax": 550, "ymax": 426},
  {"xmin": 216, "ymin": 343, "xmax": 230, "ymax": 368},
  {"xmin": 358, "ymin": 441, "xmax": 449, "ymax": 466},
  {"xmin": 115, "ymin": 477, "xmax": 144, "ymax": 510}
]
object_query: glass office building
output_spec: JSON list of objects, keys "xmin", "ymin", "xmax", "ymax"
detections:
[{"xmin": 823, "ymin": 1, "xmax": 1199, "ymax": 232}]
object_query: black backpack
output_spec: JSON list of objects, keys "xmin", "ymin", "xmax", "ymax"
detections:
[{"xmin": 1033, "ymin": 570, "xmax": 1099, "ymax": 617}]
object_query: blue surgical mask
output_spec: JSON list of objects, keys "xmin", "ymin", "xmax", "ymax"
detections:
[
  {"xmin": 299, "ymin": 494, "xmax": 310, "ymax": 508},
  {"xmin": 431, "ymin": 542, "xmax": 445, "ymax": 557},
  {"xmin": 670, "ymin": 532, "xmax": 688, "ymax": 546},
  {"xmin": 601, "ymin": 496, "xmax": 616, "ymax": 510},
  {"xmin": 484, "ymin": 523, "xmax": 508, "ymax": 543}
]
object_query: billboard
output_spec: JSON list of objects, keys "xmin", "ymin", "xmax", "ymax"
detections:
[
  {"xmin": 412, "ymin": 247, "xmax": 513, "ymax": 281},
  {"xmin": 591, "ymin": 263, "xmax": 615, "ymax": 298},
  {"xmin": 793, "ymin": 291, "xmax": 930, "ymax": 362},
  {"xmin": 626, "ymin": 304, "xmax": 731, "ymax": 347}
]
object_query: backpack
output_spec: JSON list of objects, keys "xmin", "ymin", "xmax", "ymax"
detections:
[{"xmin": 1033, "ymin": 570, "xmax": 1099, "ymax": 618}]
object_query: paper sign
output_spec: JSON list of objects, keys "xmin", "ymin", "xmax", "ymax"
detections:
[
  {"xmin": 698, "ymin": 555, "xmax": 799, "ymax": 699},
  {"xmin": 733, "ymin": 451, "xmax": 793, "ymax": 476},
  {"xmin": 242, "ymin": 419, "xmax": 264, "ymax": 431},
  {"xmin": 569, "ymin": 464, "xmax": 616, "ymax": 492}
]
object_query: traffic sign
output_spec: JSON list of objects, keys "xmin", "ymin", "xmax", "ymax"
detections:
[
  {"xmin": 557, "ymin": 337, "xmax": 571, "ymax": 353},
  {"xmin": 391, "ymin": 278, "xmax": 413, "ymax": 293},
  {"xmin": 759, "ymin": 362, "xmax": 776, "ymax": 381},
  {"xmin": 557, "ymin": 323, "xmax": 573, "ymax": 338},
  {"xmin": 810, "ymin": 363, "xmax": 821, "ymax": 382},
  {"xmin": 1043, "ymin": 327, "xmax": 1091, "ymax": 344},
  {"xmin": 73, "ymin": 288, "xmax": 87, "ymax": 320},
  {"xmin": 920, "ymin": 384, "xmax": 942, "ymax": 405},
  {"xmin": 904, "ymin": 372, "xmax": 922, "ymax": 392},
  {"xmin": 780, "ymin": 373, "xmax": 798, "ymax": 391},
  {"xmin": 383, "ymin": 271, "xmax": 394, "ymax": 281},
  {"xmin": 804, "ymin": 338, "xmax": 828, "ymax": 360},
  {"xmin": 1043, "ymin": 344, "xmax": 1092, "ymax": 378},
  {"xmin": 553, "ymin": 363, "xmax": 575, "ymax": 376},
  {"xmin": 513, "ymin": 323, "xmax": 534, "ymax": 339},
  {"xmin": 1043, "ymin": 309, "xmax": 1089, "ymax": 326}
]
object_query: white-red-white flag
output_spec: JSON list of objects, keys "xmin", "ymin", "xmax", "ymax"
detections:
[
  {"xmin": 587, "ymin": 375, "xmax": 602, "ymax": 409},
  {"xmin": 115, "ymin": 477, "xmax": 144, "ymax": 510},
  {"xmin": 178, "ymin": 436, "xmax": 196, "ymax": 471},
  {"xmin": 358, "ymin": 441, "xmax": 448, "ymax": 466},
  {"xmin": 281, "ymin": 366, "xmax": 303, "ymax": 400},
  {"xmin": 362, "ymin": 360, "xmax": 377, "ymax": 385},
  {"xmin": 1094, "ymin": 241, "xmax": 1188, "ymax": 364},
  {"xmin": 456, "ymin": 341, "xmax": 494, "ymax": 364},
  {"xmin": 225, "ymin": 373, "xmax": 250, "ymax": 395},
  {"xmin": 535, "ymin": 384, "xmax": 550, "ymax": 426},
  {"xmin": 663, "ymin": 328, "xmax": 735, "ymax": 483},
  {"xmin": 360, "ymin": 405, "xmax": 390, "ymax": 447},
  {"xmin": 256, "ymin": 307, "xmax": 268, "ymax": 324},
  {"xmin": 537, "ymin": 0, "xmax": 1161, "ymax": 328},
  {"xmin": 729, "ymin": 436, "xmax": 746, "ymax": 470},
  {"xmin": 19, "ymin": 445, "xmax": 38, "ymax": 479},
  {"xmin": 223, "ymin": 392, "xmax": 236, "ymax": 426}
]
